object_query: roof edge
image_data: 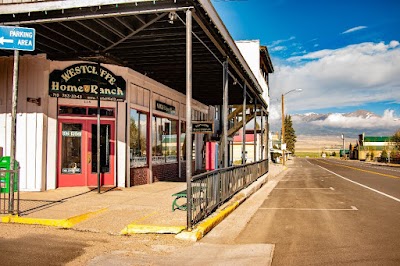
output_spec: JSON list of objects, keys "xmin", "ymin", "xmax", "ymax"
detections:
[
  {"xmin": 0, "ymin": 0, "xmax": 155, "ymax": 14},
  {"xmin": 197, "ymin": 0, "xmax": 264, "ymax": 96}
]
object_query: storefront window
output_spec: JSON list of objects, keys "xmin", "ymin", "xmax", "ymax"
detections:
[
  {"xmin": 88, "ymin": 108, "xmax": 115, "ymax": 117},
  {"xmin": 152, "ymin": 116, "xmax": 177, "ymax": 164},
  {"xmin": 61, "ymin": 123, "xmax": 82, "ymax": 174},
  {"xmin": 130, "ymin": 109, "xmax": 148, "ymax": 167}
]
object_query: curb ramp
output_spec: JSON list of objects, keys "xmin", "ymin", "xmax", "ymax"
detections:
[{"xmin": 1, "ymin": 208, "xmax": 107, "ymax": 228}]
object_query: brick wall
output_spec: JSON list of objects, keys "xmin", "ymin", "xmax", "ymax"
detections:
[
  {"xmin": 130, "ymin": 161, "xmax": 196, "ymax": 186},
  {"xmin": 130, "ymin": 167, "xmax": 149, "ymax": 186},
  {"xmin": 153, "ymin": 163, "xmax": 182, "ymax": 182}
]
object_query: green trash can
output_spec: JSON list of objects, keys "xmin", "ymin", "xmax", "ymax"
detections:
[{"xmin": 0, "ymin": 156, "xmax": 19, "ymax": 193}]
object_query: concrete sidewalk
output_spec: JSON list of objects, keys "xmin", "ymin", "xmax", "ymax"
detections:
[
  {"xmin": 1, "ymin": 163, "xmax": 284, "ymax": 239},
  {"xmin": 2, "ymin": 182, "xmax": 187, "ymax": 235}
]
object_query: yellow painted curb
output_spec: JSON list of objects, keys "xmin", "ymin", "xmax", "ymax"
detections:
[
  {"xmin": 120, "ymin": 224, "xmax": 186, "ymax": 235},
  {"xmin": 63, "ymin": 208, "xmax": 108, "ymax": 228},
  {"xmin": 1, "ymin": 208, "xmax": 107, "ymax": 228},
  {"xmin": 176, "ymin": 201, "xmax": 240, "ymax": 241}
]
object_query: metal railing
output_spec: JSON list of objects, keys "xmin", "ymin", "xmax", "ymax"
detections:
[
  {"xmin": 0, "ymin": 168, "xmax": 20, "ymax": 215},
  {"xmin": 189, "ymin": 159, "xmax": 268, "ymax": 227}
]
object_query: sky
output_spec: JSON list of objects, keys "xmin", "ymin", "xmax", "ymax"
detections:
[{"xmin": 212, "ymin": 0, "xmax": 400, "ymax": 136}]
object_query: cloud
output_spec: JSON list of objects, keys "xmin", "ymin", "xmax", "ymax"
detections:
[
  {"xmin": 268, "ymin": 109, "xmax": 400, "ymax": 137},
  {"xmin": 389, "ymin": 40, "xmax": 400, "ymax": 48},
  {"xmin": 269, "ymin": 36, "xmax": 295, "ymax": 48},
  {"xmin": 341, "ymin": 26, "xmax": 367, "ymax": 34},
  {"xmin": 270, "ymin": 40, "xmax": 400, "ymax": 113},
  {"xmin": 271, "ymin": 46, "xmax": 287, "ymax": 52},
  {"xmin": 310, "ymin": 110, "xmax": 399, "ymax": 129}
]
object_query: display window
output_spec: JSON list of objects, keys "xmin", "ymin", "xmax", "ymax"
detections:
[
  {"xmin": 130, "ymin": 109, "xmax": 148, "ymax": 168},
  {"xmin": 152, "ymin": 116, "xmax": 178, "ymax": 164}
]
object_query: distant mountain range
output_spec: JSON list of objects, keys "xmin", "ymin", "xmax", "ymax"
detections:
[
  {"xmin": 270, "ymin": 110, "xmax": 397, "ymax": 138},
  {"xmin": 296, "ymin": 110, "xmax": 378, "ymax": 122}
]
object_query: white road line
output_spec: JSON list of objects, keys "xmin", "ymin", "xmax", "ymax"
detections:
[
  {"xmin": 274, "ymin": 188, "xmax": 333, "ymax": 190},
  {"xmin": 305, "ymin": 159, "xmax": 313, "ymax": 165},
  {"xmin": 317, "ymin": 165, "xmax": 400, "ymax": 203},
  {"xmin": 259, "ymin": 206, "xmax": 358, "ymax": 211},
  {"xmin": 279, "ymin": 180, "xmax": 306, "ymax": 182}
]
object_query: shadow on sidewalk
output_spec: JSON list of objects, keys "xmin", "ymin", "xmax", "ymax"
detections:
[{"xmin": 18, "ymin": 187, "xmax": 120, "ymax": 216}]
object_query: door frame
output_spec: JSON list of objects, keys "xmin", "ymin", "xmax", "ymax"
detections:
[
  {"xmin": 87, "ymin": 120, "xmax": 115, "ymax": 187},
  {"xmin": 57, "ymin": 118, "xmax": 116, "ymax": 187}
]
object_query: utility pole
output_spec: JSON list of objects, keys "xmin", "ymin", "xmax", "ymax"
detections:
[
  {"xmin": 341, "ymin": 134, "xmax": 345, "ymax": 158},
  {"xmin": 281, "ymin": 93, "xmax": 285, "ymax": 166},
  {"xmin": 281, "ymin": 89, "xmax": 302, "ymax": 166}
]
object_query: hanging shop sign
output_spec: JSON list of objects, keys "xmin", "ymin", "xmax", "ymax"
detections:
[
  {"xmin": 193, "ymin": 121, "xmax": 214, "ymax": 134},
  {"xmin": 155, "ymin": 100, "xmax": 176, "ymax": 115},
  {"xmin": 49, "ymin": 63, "xmax": 126, "ymax": 102}
]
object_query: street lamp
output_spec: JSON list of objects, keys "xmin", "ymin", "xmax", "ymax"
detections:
[
  {"xmin": 341, "ymin": 134, "xmax": 345, "ymax": 158},
  {"xmin": 281, "ymin": 88, "xmax": 302, "ymax": 166}
]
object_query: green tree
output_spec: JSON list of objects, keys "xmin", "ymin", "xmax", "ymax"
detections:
[
  {"xmin": 390, "ymin": 150, "xmax": 397, "ymax": 160},
  {"xmin": 392, "ymin": 129, "xmax": 400, "ymax": 149},
  {"xmin": 380, "ymin": 149, "xmax": 388, "ymax": 162},
  {"xmin": 284, "ymin": 115, "xmax": 297, "ymax": 154}
]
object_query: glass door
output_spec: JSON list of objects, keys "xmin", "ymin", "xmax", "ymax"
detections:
[
  {"xmin": 58, "ymin": 120, "xmax": 87, "ymax": 186},
  {"xmin": 58, "ymin": 119, "xmax": 115, "ymax": 187},
  {"xmin": 87, "ymin": 121, "xmax": 115, "ymax": 186}
]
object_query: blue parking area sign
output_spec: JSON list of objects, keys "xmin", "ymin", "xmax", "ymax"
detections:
[{"xmin": 0, "ymin": 26, "xmax": 35, "ymax": 51}]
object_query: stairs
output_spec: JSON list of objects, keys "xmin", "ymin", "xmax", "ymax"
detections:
[
  {"xmin": 217, "ymin": 104, "xmax": 262, "ymax": 167},
  {"xmin": 227, "ymin": 104, "xmax": 263, "ymax": 137}
]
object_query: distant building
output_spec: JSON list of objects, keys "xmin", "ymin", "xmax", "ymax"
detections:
[
  {"xmin": 231, "ymin": 129, "xmax": 264, "ymax": 164},
  {"xmin": 352, "ymin": 133, "xmax": 393, "ymax": 161}
]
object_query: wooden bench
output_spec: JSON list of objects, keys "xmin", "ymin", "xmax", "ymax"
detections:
[{"xmin": 172, "ymin": 186, "xmax": 205, "ymax": 211}]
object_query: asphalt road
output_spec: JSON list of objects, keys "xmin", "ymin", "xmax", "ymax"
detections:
[
  {"xmin": 1, "ymin": 159, "xmax": 399, "ymax": 265},
  {"xmin": 234, "ymin": 158, "xmax": 400, "ymax": 265}
]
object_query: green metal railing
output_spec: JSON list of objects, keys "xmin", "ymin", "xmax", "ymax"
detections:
[{"xmin": 188, "ymin": 159, "xmax": 268, "ymax": 227}]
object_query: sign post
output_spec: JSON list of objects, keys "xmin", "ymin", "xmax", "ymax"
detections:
[{"xmin": 0, "ymin": 25, "xmax": 35, "ymax": 213}]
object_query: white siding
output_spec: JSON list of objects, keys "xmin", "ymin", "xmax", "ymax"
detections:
[{"xmin": 0, "ymin": 55, "xmax": 49, "ymax": 191}]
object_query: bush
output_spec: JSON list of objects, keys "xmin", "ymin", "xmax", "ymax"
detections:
[
  {"xmin": 380, "ymin": 150, "xmax": 388, "ymax": 162},
  {"xmin": 331, "ymin": 151, "xmax": 336, "ymax": 157}
]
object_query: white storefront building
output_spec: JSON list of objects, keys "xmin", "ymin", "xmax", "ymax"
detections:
[{"xmin": 0, "ymin": 0, "xmax": 272, "ymax": 191}]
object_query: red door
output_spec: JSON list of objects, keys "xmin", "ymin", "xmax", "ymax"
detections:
[
  {"xmin": 87, "ymin": 120, "xmax": 115, "ymax": 186},
  {"xmin": 58, "ymin": 119, "xmax": 115, "ymax": 187}
]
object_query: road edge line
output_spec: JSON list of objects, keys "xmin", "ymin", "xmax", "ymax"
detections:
[{"xmin": 317, "ymin": 164, "xmax": 400, "ymax": 203}]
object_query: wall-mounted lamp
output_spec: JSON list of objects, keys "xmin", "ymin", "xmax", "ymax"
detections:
[
  {"xmin": 168, "ymin": 11, "xmax": 177, "ymax": 24},
  {"xmin": 27, "ymin": 97, "xmax": 41, "ymax": 106}
]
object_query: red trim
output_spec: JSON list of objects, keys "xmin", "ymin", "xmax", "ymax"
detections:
[{"xmin": 57, "ymin": 118, "xmax": 115, "ymax": 187}]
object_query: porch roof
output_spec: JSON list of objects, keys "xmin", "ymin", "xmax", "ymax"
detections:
[{"xmin": 0, "ymin": 0, "xmax": 270, "ymax": 108}]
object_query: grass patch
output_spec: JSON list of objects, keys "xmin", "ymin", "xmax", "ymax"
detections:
[
  {"xmin": 295, "ymin": 152, "xmax": 321, "ymax": 158},
  {"xmin": 295, "ymin": 152, "xmax": 339, "ymax": 158}
]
